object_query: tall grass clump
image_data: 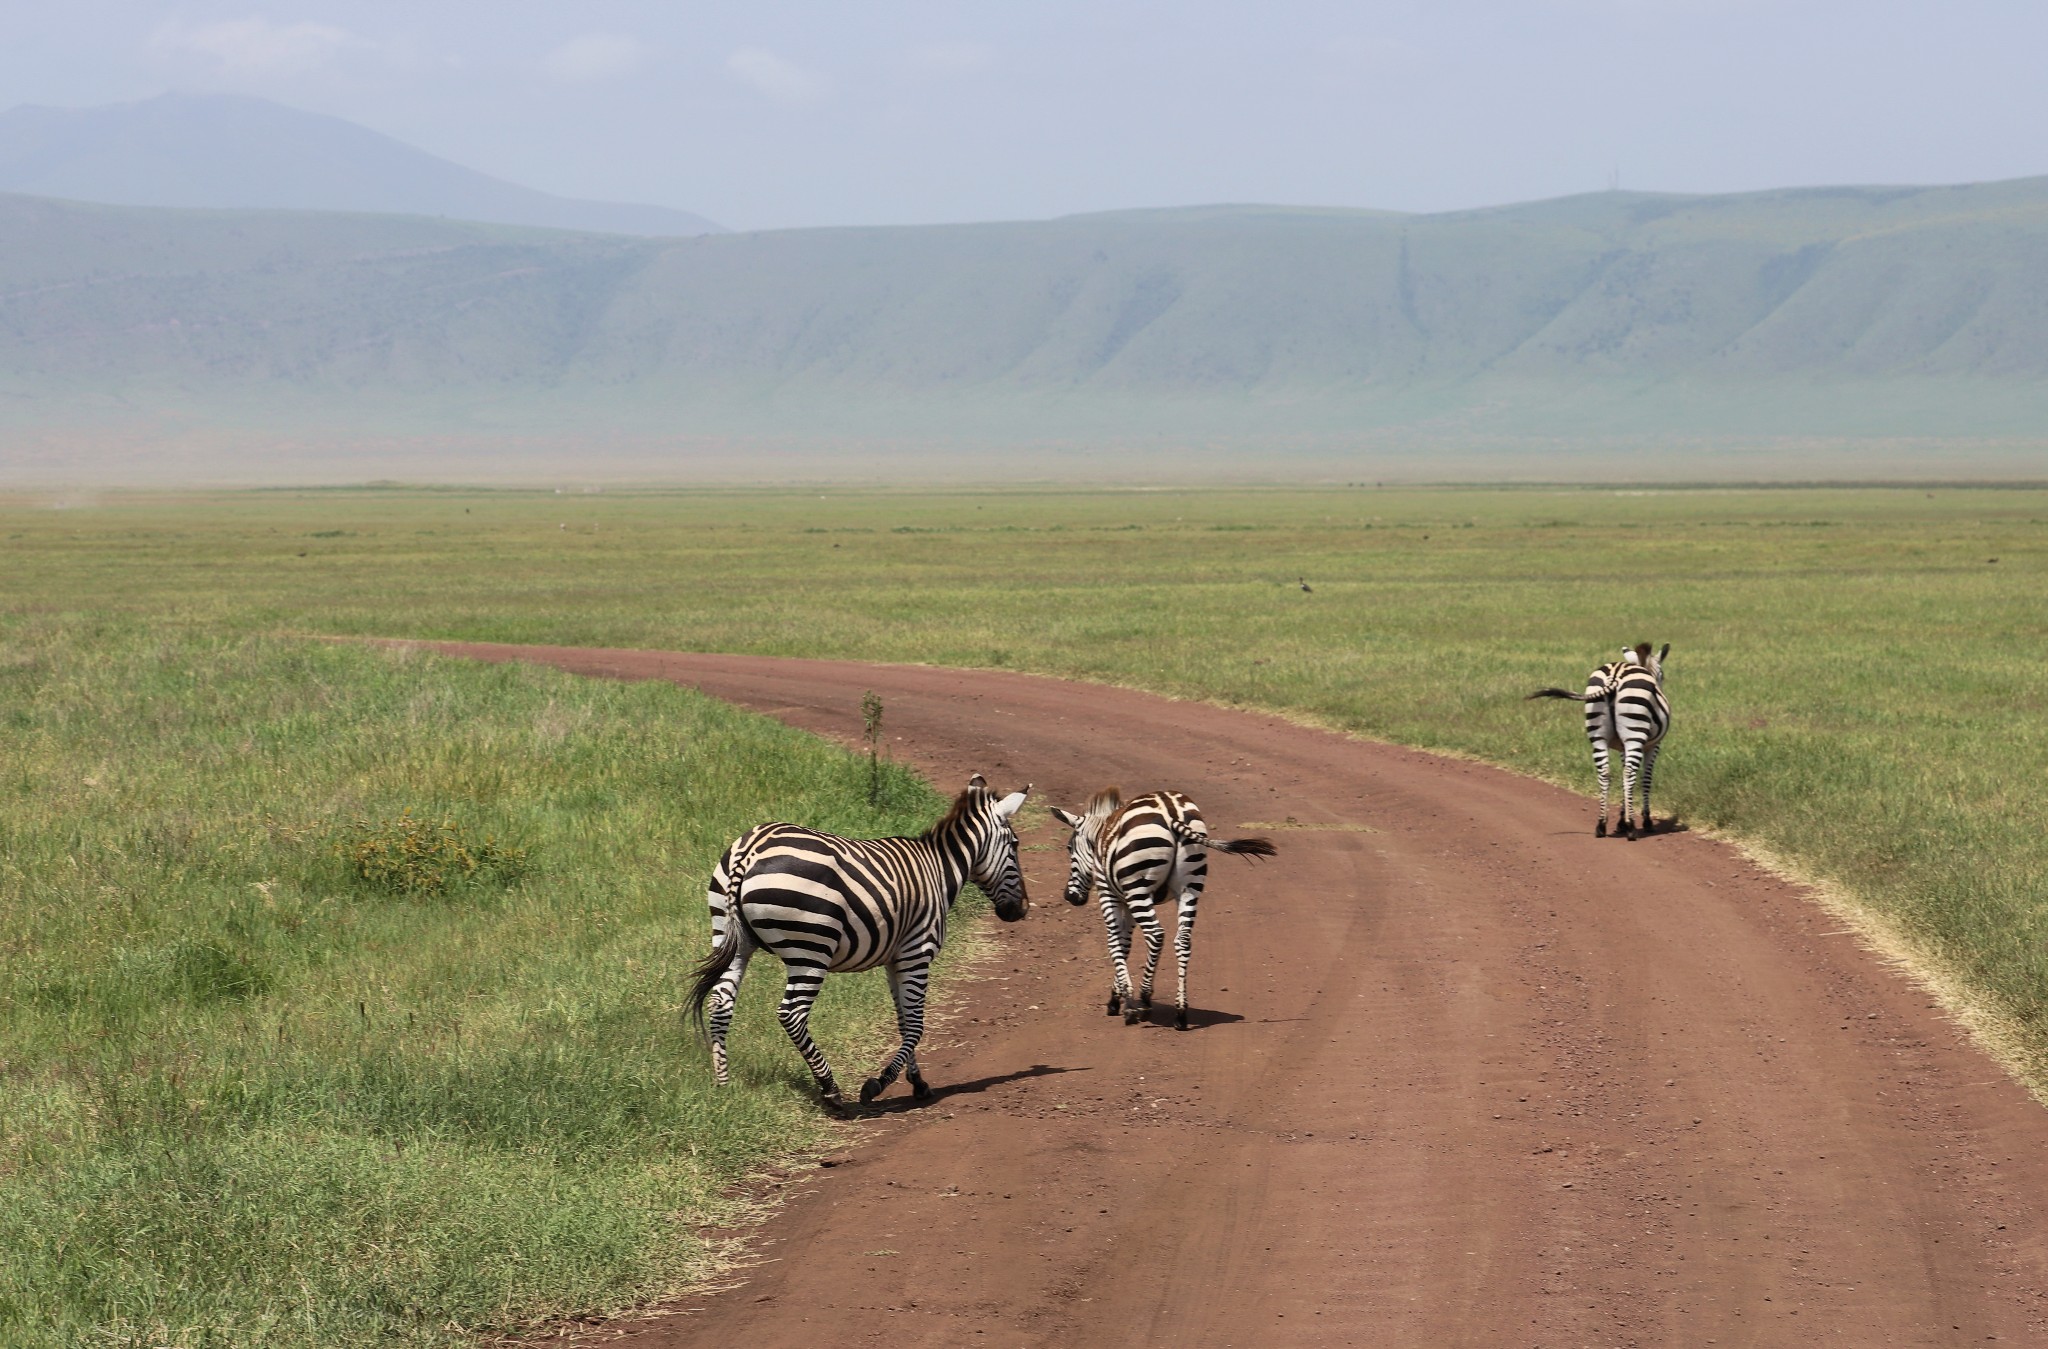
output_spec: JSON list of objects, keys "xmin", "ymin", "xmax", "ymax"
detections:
[
  {"xmin": 337, "ymin": 810, "xmax": 528, "ymax": 896},
  {"xmin": 0, "ymin": 625, "xmax": 943, "ymax": 1347}
]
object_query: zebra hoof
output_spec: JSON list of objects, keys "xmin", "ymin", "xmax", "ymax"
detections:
[
  {"xmin": 1595, "ymin": 820, "xmax": 1607, "ymax": 838},
  {"xmin": 820, "ymin": 1089, "xmax": 849, "ymax": 1115},
  {"xmin": 1140, "ymin": 989, "xmax": 1153, "ymax": 1010},
  {"xmin": 1106, "ymin": 993, "xmax": 1122, "ymax": 1016},
  {"xmin": 1175, "ymin": 1009, "xmax": 1189, "ymax": 1031},
  {"xmin": 1123, "ymin": 1006, "xmax": 1144, "ymax": 1026},
  {"xmin": 910, "ymin": 1076, "xmax": 933, "ymax": 1100},
  {"xmin": 859, "ymin": 1077, "xmax": 888, "ymax": 1105}
]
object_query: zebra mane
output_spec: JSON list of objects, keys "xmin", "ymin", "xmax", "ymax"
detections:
[
  {"xmin": 923, "ymin": 784, "xmax": 993, "ymax": 840},
  {"xmin": 1086, "ymin": 786, "xmax": 1123, "ymax": 818}
]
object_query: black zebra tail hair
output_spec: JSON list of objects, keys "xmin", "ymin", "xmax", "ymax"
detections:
[
  {"xmin": 1527, "ymin": 687, "xmax": 1597, "ymax": 702},
  {"xmin": 1167, "ymin": 819, "xmax": 1277, "ymax": 860},
  {"xmin": 686, "ymin": 922, "xmax": 744, "ymax": 1039}
]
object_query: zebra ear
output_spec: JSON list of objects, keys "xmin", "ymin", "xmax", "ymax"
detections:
[
  {"xmin": 1657, "ymin": 643, "xmax": 1670, "ymax": 662},
  {"xmin": 1049, "ymin": 805, "xmax": 1080, "ymax": 829},
  {"xmin": 994, "ymin": 790, "xmax": 1027, "ymax": 818}
]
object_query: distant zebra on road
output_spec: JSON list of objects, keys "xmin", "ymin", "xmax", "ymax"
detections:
[
  {"xmin": 1050, "ymin": 788, "xmax": 1275, "ymax": 1030},
  {"xmin": 1529, "ymin": 643, "xmax": 1672, "ymax": 840},
  {"xmin": 689, "ymin": 774, "xmax": 1030, "ymax": 1110}
]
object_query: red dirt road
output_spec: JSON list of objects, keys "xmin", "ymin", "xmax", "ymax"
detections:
[{"xmin": 420, "ymin": 644, "xmax": 2048, "ymax": 1346}]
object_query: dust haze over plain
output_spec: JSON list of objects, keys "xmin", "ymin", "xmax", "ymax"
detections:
[{"xmin": 4, "ymin": 2, "xmax": 2048, "ymax": 484}]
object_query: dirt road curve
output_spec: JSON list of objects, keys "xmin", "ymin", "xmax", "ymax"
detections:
[{"xmin": 420, "ymin": 643, "xmax": 2048, "ymax": 1346}]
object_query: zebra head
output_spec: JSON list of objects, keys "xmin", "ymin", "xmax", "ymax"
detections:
[
  {"xmin": 959, "ymin": 774, "xmax": 1031, "ymax": 922},
  {"xmin": 1625, "ymin": 642, "xmax": 1671, "ymax": 683},
  {"xmin": 1048, "ymin": 786, "xmax": 1121, "ymax": 907}
]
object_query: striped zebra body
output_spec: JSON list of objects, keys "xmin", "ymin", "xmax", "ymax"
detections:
[
  {"xmin": 1050, "ymin": 788, "xmax": 1275, "ymax": 1030},
  {"xmin": 1530, "ymin": 643, "xmax": 1672, "ymax": 840},
  {"xmin": 689, "ymin": 774, "xmax": 1029, "ymax": 1110}
]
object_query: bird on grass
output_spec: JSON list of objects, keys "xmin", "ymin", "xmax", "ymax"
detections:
[{"xmin": 1298, "ymin": 577, "xmax": 1313, "ymax": 593}]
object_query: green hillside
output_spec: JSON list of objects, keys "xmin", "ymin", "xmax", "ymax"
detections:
[{"xmin": 4, "ymin": 181, "xmax": 2048, "ymax": 478}]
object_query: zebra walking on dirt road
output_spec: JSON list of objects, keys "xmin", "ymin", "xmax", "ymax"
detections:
[
  {"xmin": 1529, "ymin": 642, "xmax": 1672, "ymax": 840},
  {"xmin": 1049, "ymin": 788, "xmax": 1274, "ymax": 1030},
  {"xmin": 690, "ymin": 774, "xmax": 1030, "ymax": 1110}
]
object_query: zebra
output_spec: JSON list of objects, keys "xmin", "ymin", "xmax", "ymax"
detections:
[
  {"xmin": 1048, "ymin": 788, "xmax": 1275, "ymax": 1030},
  {"xmin": 687, "ymin": 774, "xmax": 1030, "ymax": 1111},
  {"xmin": 1529, "ymin": 642, "xmax": 1672, "ymax": 840}
]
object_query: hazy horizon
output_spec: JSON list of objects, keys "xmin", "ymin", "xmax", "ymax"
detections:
[{"xmin": 5, "ymin": 3, "xmax": 2047, "ymax": 232}]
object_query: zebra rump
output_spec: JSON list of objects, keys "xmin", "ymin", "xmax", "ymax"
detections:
[{"xmin": 685, "ymin": 822, "xmax": 794, "ymax": 1036}]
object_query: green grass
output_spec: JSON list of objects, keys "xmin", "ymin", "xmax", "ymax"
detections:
[
  {"xmin": 0, "ymin": 623, "xmax": 950, "ymax": 1346},
  {"xmin": 5, "ymin": 481, "xmax": 2047, "ymax": 1342}
]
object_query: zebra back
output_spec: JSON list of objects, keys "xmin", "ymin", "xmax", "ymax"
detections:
[
  {"xmin": 687, "ymin": 777, "xmax": 1029, "ymax": 1028},
  {"xmin": 1608, "ymin": 657, "xmax": 1671, "ymax": 748},
  {"xmin": 1055, "ymin": 789, "xmax": 1273, "ymax": 906},
  {"xmin": 1531, "ymin": 644, "xmax": 1671, "ymax": 747}
]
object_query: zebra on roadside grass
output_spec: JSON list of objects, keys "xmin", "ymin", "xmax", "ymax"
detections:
[
  {"xmin": 1049, "ymin": 788, "xmax": 1275, "ymax": 1030},
  {"xmin": 1528, "ymin": 643, "xmax": 1672, "ymax": 840},
  {"xmin": 688, "ymin": 774, "xmax": 1030, "ymax": 1112}
]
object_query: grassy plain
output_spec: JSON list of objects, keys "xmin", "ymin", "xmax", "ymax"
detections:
[
  {"xmin": 5, "ymin": 482, "xmax": 2046, "ymax": 1342},
  {"xmin": 0, "ymin": 624, "xmax": 948, "ymax": 1345}
]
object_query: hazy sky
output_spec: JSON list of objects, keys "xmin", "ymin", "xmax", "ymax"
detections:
[{"xmin": 3, "ymin": 2, "xmax": 2044, "ymax": 231}]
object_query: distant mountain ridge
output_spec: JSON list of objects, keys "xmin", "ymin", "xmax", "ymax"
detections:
[
  {"xmin": 0, "ymin": 93, "xmax": 723, "ymax": 237},
  {"xmin": 2, "ymin": 176, "xmax": 2047, "ymax": 479}
]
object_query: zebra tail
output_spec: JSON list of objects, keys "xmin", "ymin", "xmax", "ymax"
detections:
[
  {"xmin": 1527, "ymin": 687, "xmax": 1596, "ymax": 702},
  {"xmin": 1167, "ymin": 819, "xmax": 1277, "ymax": 860},
  {"xmin": 686, "ymin": 921, "xmax": 744, "ymax": 1039}
]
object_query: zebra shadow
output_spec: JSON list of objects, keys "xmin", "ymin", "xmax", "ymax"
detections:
[
  {"xmin": 860, "ymin": 1062, "xmax": 1084, "ymax": 1115},
  {"xmin": 1618, "ymin": 817, "xmax": 1692, "ymax": 840},
  {"xmin": 1551, "ymin": 817, "xmax": 1693, "ymax": 840},
  {"xmin": 1132, "ymin": 1007, "xmax": 1245, "ymax": 1030}
]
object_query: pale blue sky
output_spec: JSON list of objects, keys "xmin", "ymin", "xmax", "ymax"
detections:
[{"xmin": 2, "ymin": 2, "xmax": 2043, "ymax": 230}]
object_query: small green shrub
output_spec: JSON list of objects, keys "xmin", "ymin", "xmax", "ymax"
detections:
[{"xmin": 337, "ymin": 812, "xmax": 528, "ymax": 896}]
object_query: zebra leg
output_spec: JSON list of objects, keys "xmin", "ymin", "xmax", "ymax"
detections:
[
  {"xmin": 894, "ymin": 968, "xmax": 933, "ymax": 1100},
  {"xmin": 773, "ymin": 963, "xmax": 846, "ymax": 1111},
  {"xmin": 1173, "ymin": 887, "xmax": 1200, "ymax": 1031},
  {"xmin": 1129, "ymin": 895, "xmax": 1167, "ymax": 1023},
  {"xmin": 705, "ymin": 930, "xmax": 756, "ymax": 1087},
  {"xmin": 865, "ymin": 960, "xmax": 932, "ymax": 1104},
  {"xmin": 1621, "ymin": 742, "xmax": 1645, "ymax": 840},
  {"xmin": 1639, "ymin": 742, "xmax": 1662, "ymax": 835},
  {"xmin": 1591, "ymin": 742, "xmax": 1612, "ymax": 837},
  {"xmin": 1100, "ymin": 892, "xmax": 1136, "ymax": 1016}
]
